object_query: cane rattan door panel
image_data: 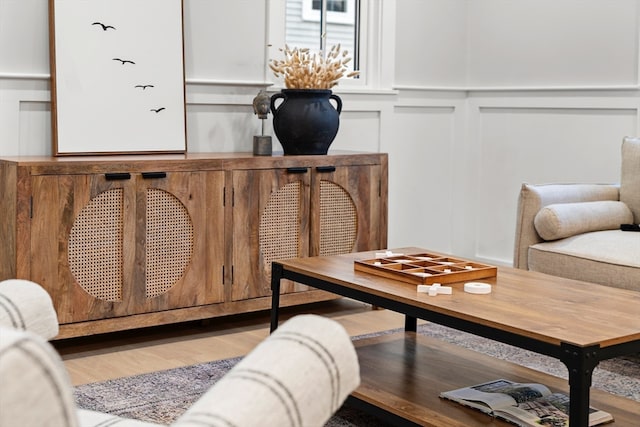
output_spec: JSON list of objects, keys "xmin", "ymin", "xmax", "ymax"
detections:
[
  {"xmin": 145, "ymin": 188, "xmax": 194, "ymax": 298},
  {"xmin": 259, "ymin": 182, "xmax": 302, "ymax": 266},
  {"xmin": 318, "ymin": 180, "xmax": 358, "ymax": 256},
  {"xmin": 311, "ymin": 164, "xmax": 383, "ymax": 256},
  {"xmin": 231, "ymin": 168, "xmax": 310, "ymax": 301},
  {"xmin": 29, "ymin": 174, "xmax": 136, "ymax": 323},
  {"xmin": 135, "ymin": 171, "xmax": 225, "ymax": 313},
  {"xmin": 68, "ymin": 188, "xmax": 125, "ymax": 302}
]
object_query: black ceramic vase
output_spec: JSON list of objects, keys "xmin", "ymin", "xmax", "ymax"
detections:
[{"xmin": 270, "ymin": 89, "xmax": 342, "ymax": 155}]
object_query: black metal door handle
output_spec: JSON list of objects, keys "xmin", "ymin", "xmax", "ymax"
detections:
[
  {"xmin": 105, "ymin": 173, "xmax": 131, "ymax": 181},
  {"xmin": 286, "ymin": 167, "xmax": 309, "ymax": 174},
  {"xmin": 142, "ymin": 172, "xmax": 167, "ymax": 179},
  {"xmin": 316, "ymin": 166, "xmax": 336, "ymax": 173}
]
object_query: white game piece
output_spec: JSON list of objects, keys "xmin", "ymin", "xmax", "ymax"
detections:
[
  {"xmin": 417, "ymin": 283, "xmax": 451, "ymax": 296},
  {"xmin": 464, "ymin": 282, "xmax": 492, "ymax": 294}
]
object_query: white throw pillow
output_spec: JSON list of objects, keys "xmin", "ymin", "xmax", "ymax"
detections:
[{"xmin": 534, "ymin": 201, "xmax": 633, "ymax": 241}]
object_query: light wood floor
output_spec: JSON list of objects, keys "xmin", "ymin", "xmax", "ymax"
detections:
[{"xmin": 55, "ymin": 298, "xmax": 418, "ymax": 386}]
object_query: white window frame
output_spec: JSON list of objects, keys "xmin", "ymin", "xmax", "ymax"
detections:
[
  {"xmin": 302, "ymin": 0, "xmax": 355, "ymax": 25},
  {"xmin": 268, "ymin": 0, "xmax": 394, "ymax": 91}
]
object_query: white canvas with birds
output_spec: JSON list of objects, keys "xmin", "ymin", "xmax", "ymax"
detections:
[{"xmin": 51, "ymin": 0, "xmax": 186, "ymax": 154}]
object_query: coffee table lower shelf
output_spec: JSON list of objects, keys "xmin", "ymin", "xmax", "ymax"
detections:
[{"xmin": 347, "ymin": 331, "xmax": 637, "ymax": 426}]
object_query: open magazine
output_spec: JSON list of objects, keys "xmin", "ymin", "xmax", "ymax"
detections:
[{"xmin": 440, "ymin": 379, "xmax": 613, "ymax": 427}]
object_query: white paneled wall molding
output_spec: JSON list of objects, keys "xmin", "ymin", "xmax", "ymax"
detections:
[{"xmin": 394, "ymin": 85, "xmax": 640, "ymax": 92}]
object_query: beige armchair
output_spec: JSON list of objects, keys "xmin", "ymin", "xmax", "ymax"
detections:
[
  {"xmin": 0, "ymin": 279, "xmax": 360, "ymax": 427},
  {"xmin": 513, "ymin": 137, "xmax": 640, "ymax": 290}
]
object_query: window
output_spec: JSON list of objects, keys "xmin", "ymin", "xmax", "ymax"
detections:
[
  {"xmin": 302, "ymin": 0, "xmax": 355, "ymax": 25},
  {"xmin": 313, "ymin": 0, "xmax": 346, "ymax": 13},
  {"xmin": 286, "ymin": 0, "xmax": 360, "ymax": 78}
]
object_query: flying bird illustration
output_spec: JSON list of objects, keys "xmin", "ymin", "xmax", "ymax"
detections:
[
  {"xmin": 135, "ymin": 85, "xmax": 154, "ymax": 90},
  {"xmin": 113, "ymin": 58, "xmax": 135, "ymax": 65},
  {"xmin": 92, "ymin": 22, "xmax": 115, "ymax": 31},
  {"xmin": 150, "ymin": 108, "xmax": 166, "ymax": 113}
]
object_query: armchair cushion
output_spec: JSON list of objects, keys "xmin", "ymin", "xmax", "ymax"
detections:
[
  {"xmin": 528, "ymin": 230, "xmax": 640, "ymax": 290},
  {"xmin": 0, "ymin": 279, "xmax": 59, "ymax": 340},
  {"xmin": 533, "ymin": 201, "xmax": 633, "ymax": 241}
]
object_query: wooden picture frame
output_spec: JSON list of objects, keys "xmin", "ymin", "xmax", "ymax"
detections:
[{"xmin": 49, "ymin": 0, "xmax": 187, "ymax": 156}]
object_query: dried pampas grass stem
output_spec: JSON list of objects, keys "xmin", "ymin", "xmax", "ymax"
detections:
[{"xmin": 269, "ymin": 44, "xmax": 360, "ymax": 89}]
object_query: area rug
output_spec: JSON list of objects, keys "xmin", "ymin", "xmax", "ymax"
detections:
[{"xmin": 74, "ymin": 323, "xmax": 640, "ymax": 426}]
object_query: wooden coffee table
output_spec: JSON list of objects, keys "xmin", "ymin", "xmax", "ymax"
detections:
[{"xmin": 270, "ymin": 247, "xmax": 640, "ymax": 426}]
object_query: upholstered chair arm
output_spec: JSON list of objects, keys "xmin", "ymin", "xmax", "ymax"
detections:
[
  {"xmin": 0, "ymin": 327, "xmax": 80, "ymax": 427},
  {"xmin": 1, "ymin": 284, "xmax": 359, "ymax": 427},
  {"xmin": 0, "ymin": 279, "xmax": 59, "ymax": 340},
  {"xmin": 0, "ymin": 325, "xmax": 162, "ymax": 427},
  {"xmin": 513, "ymin": 183, "xmax": 620, "ymax": 270},
  {"xmin": 173, "ymin": 314, "xmax": 360, "ymax": 427}
]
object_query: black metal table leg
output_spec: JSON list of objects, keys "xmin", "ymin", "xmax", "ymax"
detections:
[
  {"xmin": 270, "ymin": 262, "xmax": 283, "ymax": 333},
  {"xmin": 405, "ymin": 315, "xmax": 417, "ymax": 332},
  {"xmin": 560, "ymin": 343, "xmax": 600, "ymax": 427}
]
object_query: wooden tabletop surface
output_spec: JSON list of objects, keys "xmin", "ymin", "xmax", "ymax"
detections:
[{"xmin": 276, "ymin": 247, "xmax": 640, "ymax": 348}]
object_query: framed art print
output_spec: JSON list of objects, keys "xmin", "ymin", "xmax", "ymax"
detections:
[{"xmin": 49, "ymin": 0, "xmax": 187, "ymax": 155}]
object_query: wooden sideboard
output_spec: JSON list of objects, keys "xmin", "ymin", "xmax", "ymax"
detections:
[{"xmin": 0, "ymin": 152, "xmax": 388, "ymax": 338}]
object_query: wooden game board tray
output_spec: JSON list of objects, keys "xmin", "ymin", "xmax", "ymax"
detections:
[{"xmin": 354, "ymin": 251, "xmax": 497, "ymax": 285}]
